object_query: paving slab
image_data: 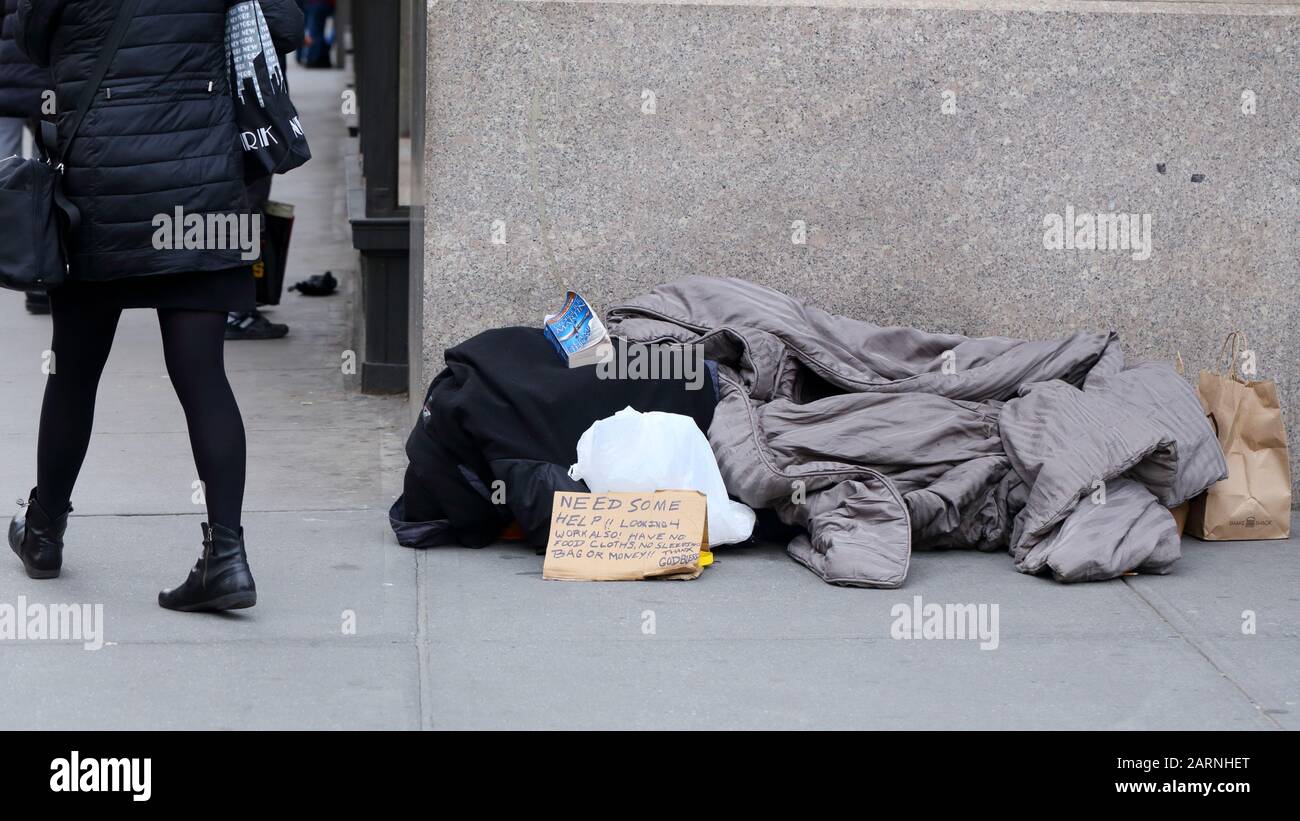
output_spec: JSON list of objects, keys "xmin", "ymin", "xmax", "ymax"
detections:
[
  {"xmin": 0, "ymin": 367, "xmax": 394, "ymax": 437},
  {"xmin": 1124, "ymin": 536, "xmax": 1300, "ymax": 730},
  {"xmin": 0, "ymin": 428, "xmax": 394, "ymax": 517},
  {"xmin": 421, "ymin": 543, "xmax": 1169, "ymax": 643},
  {"xmin": 420, "ymin": 634, "xmax": 1271, "ymax": 730},
  {"xmin": 417, "ymin": 538, "xmax": 1288, "ymax": 729},
  {"xmin": 0, "ymin": 642, "xmax": 419, "ymax": 730},
  {"xmin": 1, "ymin": 510, "xmax": 416, "ymax": 644}
]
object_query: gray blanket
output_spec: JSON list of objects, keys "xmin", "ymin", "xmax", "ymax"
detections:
[{"xmin": 606, "ymin": 277, "xmax": 1227, "ymax": 587}]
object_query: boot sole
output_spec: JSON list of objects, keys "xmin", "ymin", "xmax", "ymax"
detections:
[{"xmin": 159, "ymin": 591, "xmax": 257, "ymax": 613}]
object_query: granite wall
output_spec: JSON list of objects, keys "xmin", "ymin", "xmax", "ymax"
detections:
[{"xmin": 419, "ymin": 0, "xmax": 1299, "ymax": 492}]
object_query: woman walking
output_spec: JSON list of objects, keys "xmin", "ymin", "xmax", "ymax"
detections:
[{"xmin": 8, "ymin": 0, "xmax": 302, "ymax": 611}]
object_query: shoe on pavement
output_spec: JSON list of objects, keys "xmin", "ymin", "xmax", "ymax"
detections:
[
  {"xmin": 158, "ymin": 523, "xmax": 257, "ymax": 612},
  {"xmin": 9, "ymin": 488, "xmax": 69, "ymax": 580},
  {"xmin": 226, "ymin": 309, "xmax": 288, "ymax": 340}
]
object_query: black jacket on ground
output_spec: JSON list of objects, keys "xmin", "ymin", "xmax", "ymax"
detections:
[
  {"xmin": 391, "ymin": 328, "xmax": 720, "ymax": 550},
  {"xmin": 0, "ymin": 0, "xmax": 48, "ymax": 117},
  {"xmin": 15, "ymin": 0, "xmax": 303, "ymax": 281}
]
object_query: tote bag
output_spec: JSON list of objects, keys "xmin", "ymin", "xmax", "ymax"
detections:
[{"xmin": 226, "ymin": 0, "xmax": 312, "ymax": 181}]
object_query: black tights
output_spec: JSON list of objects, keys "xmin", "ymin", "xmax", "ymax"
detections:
[{"xmin": 36, "ymin": 300, "xmax": 246, "ymax": 530}]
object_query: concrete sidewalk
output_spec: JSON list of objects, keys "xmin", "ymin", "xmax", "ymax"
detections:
[
  {"xmin": 2, "ymin": 64, "xmax": 1297, "ymax": 732},
  {"xmin": 421, "ymin": 536, "xmax": 1299, "ymax": 730}
]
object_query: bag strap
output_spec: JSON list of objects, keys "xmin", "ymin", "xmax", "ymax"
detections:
[
  {"xmin": 48, "ymin": 121, "xmax": 81, "ymax": 237},
  {"xmin": 1217, "ymin": 330, "xmax": 1249, "ymax": 382},
  {"xmin": 57, "ymin": 0, "xmax": 143, "ymax": 167}
]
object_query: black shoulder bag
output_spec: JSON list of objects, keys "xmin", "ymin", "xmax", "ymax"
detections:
[{"xmin": 0, "ymin": 0, "xmax": 141, "ymax": 292}]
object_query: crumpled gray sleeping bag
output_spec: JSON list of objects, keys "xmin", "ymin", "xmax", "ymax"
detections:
[{"xmin": 606, "ymin": 277, "xmax": 1227, "ymax": 587}]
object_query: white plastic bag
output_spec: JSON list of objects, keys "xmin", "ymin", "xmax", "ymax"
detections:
[{"xmin": 569, "ymin": 407, "xmax": 756, "ymax": 546}]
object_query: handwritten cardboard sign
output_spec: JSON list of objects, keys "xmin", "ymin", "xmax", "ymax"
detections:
[{"xmin": 543, "ymin": 490, "xmax": 709, "ymax": 581}]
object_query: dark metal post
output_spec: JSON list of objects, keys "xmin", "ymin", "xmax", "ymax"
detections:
[
  {"xmin": 346, "ymin": 1, "xmax": 412, "ymax": 394},
  {"xmin": 354, "ymin": 6, "xmax": 400, "ymax": 219}
]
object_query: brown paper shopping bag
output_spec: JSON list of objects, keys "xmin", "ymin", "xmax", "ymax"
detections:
[{"xmin": 1188, "ymin": 332, "xmax": 1292, "ymax": 540}]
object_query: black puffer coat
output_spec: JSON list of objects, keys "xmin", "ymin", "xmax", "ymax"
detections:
[
  {"xmin": 15, "ymin": 0, "xmax": 303, "ymax": 280},
  {"xmin": 0, "ymin": 0, "xmax": 47, "ymax": 117}
]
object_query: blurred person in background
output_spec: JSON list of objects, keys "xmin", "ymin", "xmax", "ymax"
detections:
[
  {"xmin": 226, "ymin": 0, "xmax": 304, "ymax": 341},
  {"xmin": 225, "ymin": 170, "xmax": 289, "ymax": 340},
  {"xmin": 297, "ymin": 0, "xmax": 333, "ymax": 68}
]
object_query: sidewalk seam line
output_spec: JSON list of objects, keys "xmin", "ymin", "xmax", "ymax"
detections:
[{"xmin": 1122, "ymin": 576, "xmax": 1282, "ymax": 730}]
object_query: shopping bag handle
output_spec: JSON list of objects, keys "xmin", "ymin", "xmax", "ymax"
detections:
[{"xmin": 1217, "ymin": 330, "xmax": 1249, "ymax": 382}]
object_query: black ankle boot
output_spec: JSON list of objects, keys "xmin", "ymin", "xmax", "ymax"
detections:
[
  {"xmin": 158, "ymin": 523, "xmax": 257, "ymax": 612},
  {"xmin": 8, "ymin": 488, "xmax": 69, "ymax": 579}
]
